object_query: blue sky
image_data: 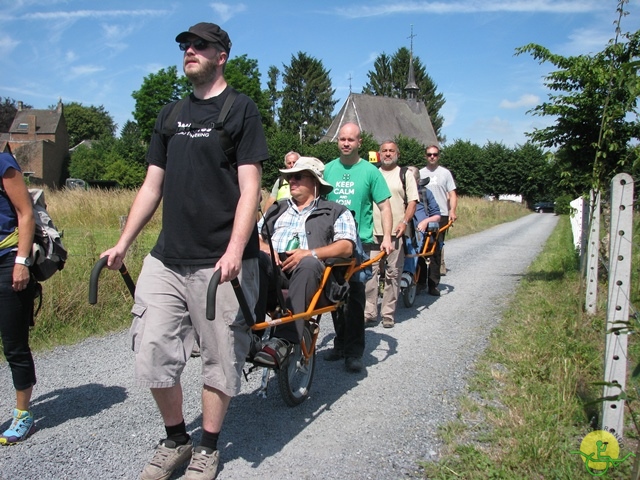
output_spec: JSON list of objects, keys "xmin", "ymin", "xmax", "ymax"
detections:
[{"xmin": 1, "ymin": 0, "xmax": 638, "ymax": 148}]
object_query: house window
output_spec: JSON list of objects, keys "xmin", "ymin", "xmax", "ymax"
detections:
[{"xmin": 17, "ymin": 123, "xmax": 29, "ymax": 131}]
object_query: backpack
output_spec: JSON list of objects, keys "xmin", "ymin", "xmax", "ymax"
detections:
[
  {"xmin": 29, "ymin": 188, "xmax": 67, "ymax": 281},
  {"xmin": 376, "ymin": 163, "xmax": 409, "ymax": 207},
  {"xmin": 158, "ymin": 89, "xmax": 239, "ymax": 167}
]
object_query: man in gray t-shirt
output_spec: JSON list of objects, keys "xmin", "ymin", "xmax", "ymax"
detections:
[{"xmin": 419, "ymin": 144, "xmax": 457, "ymax": 296}]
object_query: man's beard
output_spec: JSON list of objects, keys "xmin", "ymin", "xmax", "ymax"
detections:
[{"xmin": 185, "ymin": 56, "xmax": 218, "ymax": 86}]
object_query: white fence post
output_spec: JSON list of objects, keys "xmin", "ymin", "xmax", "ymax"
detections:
[
  {"xmin": 570, "ymin": 197, "xmax": 588, "ymax": 256},
  {"xmin": 602, "ymin": 173, "xmax": 634, "ymax": 437},
  {"xmin": 585, "ymin": 191, "xmax": 600, "ymax": 315}
]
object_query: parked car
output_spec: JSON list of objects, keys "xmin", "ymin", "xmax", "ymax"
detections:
[{"xmin": 533, "ymin": 201, "xmax": 554, "ymax": 213}]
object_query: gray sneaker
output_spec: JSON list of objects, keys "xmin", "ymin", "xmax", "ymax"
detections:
[
  {"xmin": 185, "ymin": 447, "xmax": 220, "ymax": 480},
  {"xmin": 139, "ymin": 439, "xmax": 193, "ymax": 480}
]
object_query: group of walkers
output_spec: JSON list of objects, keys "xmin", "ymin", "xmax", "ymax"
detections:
[{"xmin": 0, "ymin": 21, "xmax": 457, "ymax": 480}]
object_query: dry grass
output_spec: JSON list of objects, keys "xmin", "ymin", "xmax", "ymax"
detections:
[{"xmin": 27, "ymin": 190, "xmax": 530, "ymax": 352}]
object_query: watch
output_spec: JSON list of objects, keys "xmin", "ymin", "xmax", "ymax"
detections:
[
  {"xmin": 311, "ymin": 249, "xmax": 318, "ymax": 259},
  {"xmin": 15, "ymin": 256, "xmax": 33, "ymax": 267}
]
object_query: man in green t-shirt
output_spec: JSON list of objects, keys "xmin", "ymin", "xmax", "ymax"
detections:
[{"xmin": 323, "ymin": 122, "xmax": 393, "ymax": 373}]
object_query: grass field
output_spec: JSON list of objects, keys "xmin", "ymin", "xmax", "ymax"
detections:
[{"xmin": 422, "ymin": 214, "xmax": 640, "ymax": 479}]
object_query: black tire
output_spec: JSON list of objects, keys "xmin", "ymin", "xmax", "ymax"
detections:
[
  {"xmin": 278, "ymin": 324, "xmax": 315, "ymax": 407},
  {"xmin": 402, "ymin": 283, "xmax": 417, "ymax": 307}
]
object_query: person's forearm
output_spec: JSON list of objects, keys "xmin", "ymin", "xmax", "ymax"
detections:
[
  {"xmin": 226, "ymin": 164, "xmax": 262, "ymax": 258},
  {"xmin": 117, "ymin": 175, "xmax": 163, "ymax": 251},
  {"xmin": 314, "ymin": 239, "xmax": 353, "ymax": 259}
]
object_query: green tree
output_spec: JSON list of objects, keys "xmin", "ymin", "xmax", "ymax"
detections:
[
  {"xmin": 226, "ymin": 54, "xmax": 272, "ymax": 128},
  {"xmin": 0, "ymin": 97, "xmax": 31, "ymax": 133},
  {"xmin": 69, "ymin": 134, "xmax": 147, "ymax": 188},
  {"xmin": 512, "ymin": 142, "xmax": 555, "ymax": 205},
  {"xmin": 61, "ymin": 102, "xmax": 116, "ymax": 147},
  {"xmin": 516, "ymin": 4, "xmax": 640, "ymax": 195},
  {"xmin": 440, "ymin": 140, "xmax": 487, "ymax": 197},
  {"xmin": 262, "ymin": 128, "xmax": 300, "ymax": 191},
  {"xmin": 363, "ymin": 47, "xmax": 446, "ymax": 139},
  {"xmin": 132, "ymin": 66, "xmax": 191, "ymax": 143},
  {"xmin": 394, "ymin": 135, "xmax": 426, "ymax": 168},
  {"xmin": 68, "ymin": 142, "xmax": 108, "ymax": 181},
  {"xmin": 115, "ymin": 120, "xmax": 146, "ymax": 166},
  {"xmin": 279, "ymin": 52, "xmax": 337, "ymax": 143}
]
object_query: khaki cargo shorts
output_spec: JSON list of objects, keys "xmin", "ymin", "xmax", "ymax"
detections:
[{"xmin": 130, "ymin": 255, "xmax": 259, "ymax": 397}]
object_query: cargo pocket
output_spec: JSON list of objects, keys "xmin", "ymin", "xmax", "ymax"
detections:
[{"xmin": 130, "ymin": 303, "xmax": 147, "ymax": 353}]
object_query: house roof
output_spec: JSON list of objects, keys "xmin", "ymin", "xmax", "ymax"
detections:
[
  {"xmin": 10, "ymin": 108, "xmax": 63, "ymax": 135},
  {"xmin": 319, "ymin": 93, "xmax": 438, "ymax": 146}
]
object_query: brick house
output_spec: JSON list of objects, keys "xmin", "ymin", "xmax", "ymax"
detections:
[{"xmin": 0, "ymin": 99, "xmax": 69, "ymax": 188}]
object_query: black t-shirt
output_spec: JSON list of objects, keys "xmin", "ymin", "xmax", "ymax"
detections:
[{"xmin": 147, "ymin": 87, "xmax": 269, "ymax": 266}]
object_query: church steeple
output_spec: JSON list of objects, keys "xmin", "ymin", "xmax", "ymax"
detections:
[{"xmin": 404, "ymin": 25, "xmax": 419, "ymax": 101}]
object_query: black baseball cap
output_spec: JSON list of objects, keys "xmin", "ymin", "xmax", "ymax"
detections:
[{"xmin": 175, "ymin": 22, "xmax": 231, "ymax": 53}]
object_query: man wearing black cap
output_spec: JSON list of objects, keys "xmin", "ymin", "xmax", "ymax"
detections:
[{"xmin": 101, "ymin": 22, "xmax": 268, "ymax": 480}]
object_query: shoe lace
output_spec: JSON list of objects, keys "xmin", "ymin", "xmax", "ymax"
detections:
[
  {"xmin": 7, "ymin": 413, "xmax": 31, "ymax": 435},
  {"xmin": 188, "ymin": 449, "xmax": 214, "ymax": 473},
  {"xmin": 149, "ymin": 442, "xmax": 173, "ymax": 467}
]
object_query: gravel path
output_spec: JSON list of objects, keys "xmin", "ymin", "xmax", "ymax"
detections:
[{"xmin": 0, "ymin": 213, "xmax": 559, "ymax": 479}]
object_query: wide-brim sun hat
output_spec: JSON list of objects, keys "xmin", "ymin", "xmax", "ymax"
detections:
[{"xmin": 280, "ymin": 156, "xmax": 333, "ymax": 196}]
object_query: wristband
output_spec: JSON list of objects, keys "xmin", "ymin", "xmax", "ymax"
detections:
[
  {"xmin": 15, "ymin": 256, "xmax": 33, "ymax": 267},
  {"xmin": 311, "ymin": 249, "xmax": 318, "ymax": 259}
]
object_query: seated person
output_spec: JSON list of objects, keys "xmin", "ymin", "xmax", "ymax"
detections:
[
  {"xmin": 255, "ymin": 156, "xmax": 357, "ymax": 367},
  {"xmin": 404, "ymin": 166, "xmax": 441, "ymax": 274}
]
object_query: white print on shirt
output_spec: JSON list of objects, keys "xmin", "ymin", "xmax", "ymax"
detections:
[
  {"xmin": 332, "ymin": 180, "xmax": 355, "ymax": 206},
  {"xmin": 176, "ymin": 122, "xmax": 212, "ymax": 139}
]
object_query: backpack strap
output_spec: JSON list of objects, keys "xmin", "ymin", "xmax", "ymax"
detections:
[
  {"xmin": 214, "ymin": 89, "xmax": 238, "ymax": 169},
  {"xmin": 157, "ymin": 98, "xmax": 188, "ymax": 138},
  {"xmin": 399, "ymin": 166, "xmax": 408, "ymax": 208}
]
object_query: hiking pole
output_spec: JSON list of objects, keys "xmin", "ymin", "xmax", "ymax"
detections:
[{"xmin": 88, "ymin": 256, "xmax": 136, "ymax": 304}]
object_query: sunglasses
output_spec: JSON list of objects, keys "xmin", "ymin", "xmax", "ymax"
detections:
[
  {"xmin": 285, "ymin": 173, "xmax": 313, "ymax": 182},
  {"xmin": 179, "ymin": 39, "xmax": 212, "ymax": 52},
  {"xmin": 426, "ymin": 153, "xmax": 439, "ymax": 157}
]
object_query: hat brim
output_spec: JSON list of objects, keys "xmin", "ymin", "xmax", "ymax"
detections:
[
  {"xmin": 279, "ymin": 167, "xmax": 333, "ymax": 196},
  {"xmin": 175, "ymin": 31, "xmax": 227, "ymax": 52}
]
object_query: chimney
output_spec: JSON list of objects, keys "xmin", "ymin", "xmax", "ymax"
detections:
[
  {"xmin": 57, "ymin": 98, "xmax": 63, "ymax": 114},
  {"xmin": 27, "ymin": 115, "xmax": 36, "ymax": 136},
  {"xmin": 17, "ymin": 101, "xmax": 23, "ymax": 111}
]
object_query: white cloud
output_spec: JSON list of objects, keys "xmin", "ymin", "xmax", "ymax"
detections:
[
  {"xmin": 65, "ymin": 50, "xmax": 77, "ymax": 63},
  {"xmin": 559, "ymin": 27, "xmax": 613, "ymax": 56},
  {"xmin": 500, "ymin": 93, "xmax": 539, "ymax": 109},
  {"xmin": 333, "ymin": 0, "xmax": 605, "ymax": 19},
  {"xmin": 102, "ymin": 24, "xmax": 135, "ymax": 42},
  {"xmin": 359, "ymin": 51, "xmax": 379, "ymax": 68},
  {"xmin": 0, "ymin": 34, "xmax": 20, "ymax": 53},
  {"xmin": 210, "ymin": 3, "xmax": 247, "ymax": 23},
  {"xmin": 70, "ymin": 65, "xmax": 105, "ymax": 76},
  {"xmin": 21, "ymin": 9, "xmax": 168, "ymax": 21}
]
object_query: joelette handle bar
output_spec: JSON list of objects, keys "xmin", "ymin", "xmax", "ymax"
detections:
[
  {"xmin": 206, "ymin": 269, "xmax": 256, "ymax": 327},
  {"xmin": 88, "ymin": 256, "xmax": 136, "ymax": 304}
]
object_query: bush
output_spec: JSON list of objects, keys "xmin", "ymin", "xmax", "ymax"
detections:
[{"xmin": 554, "ymin": 194, "xmax": 575, "ymax": 215}]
